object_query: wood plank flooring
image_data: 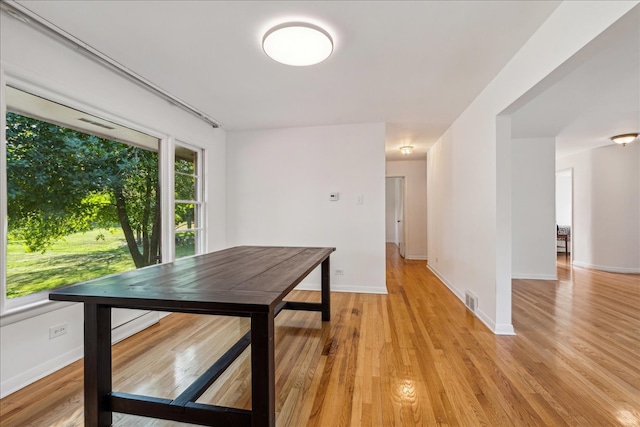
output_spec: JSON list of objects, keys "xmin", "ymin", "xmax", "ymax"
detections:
[{"xmin": 1, "ymin": 245, "xmax": 638, "ymax": 426}]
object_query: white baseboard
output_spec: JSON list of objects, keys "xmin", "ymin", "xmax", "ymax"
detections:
[
  {"xmin": 572, "ymin": 261, "xmax": 640, "ymax": 274},
  {"xmin": 334, "ymin": 284, "xmax": 388, "ymax": 294},
  {"xmin": 427, "ymin": 265, "xmax": 516, "ymax": 336},
  {"xmin": 512, "ymin": 273, "xmax": 557, "ymax": 280},
  {"xmin": 493, "ymin": 322, "xmax": 516, "ymax": 335},
  {"xmin": 405, "ymin": 255, "xmax": 428, "ymax": 261},
  {"xmin": 427, "ymin": 265, "xmax": 463, "ymax": 299},
  {"xmin": 0, "ymin": 311, "xmax": 159, "ymax": 398},
  {"xmin": 112, "ymin": 311, "xmax": 160, "ymax": 344},
  {"xmin": 294, "ymin": 283, "xmax": 388, "ymax": 294},
  {"xmin": 476, "ymin": 309, "xmax": 517, "ymax": 335},
  {"xmin": 0, "ymin": 345, "xmax": 84, "ymax": 399}
]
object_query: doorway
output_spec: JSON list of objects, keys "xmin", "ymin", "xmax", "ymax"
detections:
[
  {"xmin": 556, "ymin": 169, "xmax": 572, "ymax": 260},
  {"xmin": 385, "ymin": 177, "xmax": 406, "ymax": 257}
]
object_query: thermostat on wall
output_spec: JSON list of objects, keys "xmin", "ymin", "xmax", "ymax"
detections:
[{"xmin": 329, "ymin": 192, "xmax": 339, "ymax": 201}]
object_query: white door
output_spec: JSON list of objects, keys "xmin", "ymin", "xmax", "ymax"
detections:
[
  {"xmin": 396, "ymin": 177, "xmax": 406, "ymax": 258},
  {"xmin": 385, "ymin": 178, "xmax": 397, "ymax": 244}
]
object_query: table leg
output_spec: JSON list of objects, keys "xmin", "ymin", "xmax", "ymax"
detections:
[
  {"xmin": 321, "ymin": 257, "xmax": 331, "ymax": 321},
  {"xmin": 251, "ymin": 312, "xmax": 275, "ymax": 427},
  {"xmin": 84, "ymin": 303, "xmax": 112, "ymax": 427}
]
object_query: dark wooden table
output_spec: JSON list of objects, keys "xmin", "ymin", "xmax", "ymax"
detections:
[{"xmin": 49, "ymin": 246, "xmax": 335, "ymax": 427}]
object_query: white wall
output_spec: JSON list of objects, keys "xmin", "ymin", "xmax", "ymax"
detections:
[
  {"xmin": 511, "ymin": 138, "xmax": 557, "ymax": 279},
  {"xmin": 0, "ymin": 13, "xmax": 226, "ymax": 397},
  {"xmin": 427, "ymin": 133, "xmax": 455, "ymax": 288},
  {"xmin": 226, "ymin": 123, "xmax": 387, "ymax": 294},
  {"xmin": 386, "ymin": 160, "xmax": 427, "ymax": 260},
  {"xmin": 426, "ymin": 1, "xmax": 638, "ymax": 334},
  {"xmin": 557, "ymin": 142, "xmax": 639, "ymax": 273}
]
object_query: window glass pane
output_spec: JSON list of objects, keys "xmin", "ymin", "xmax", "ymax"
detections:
[
  {"xmin": 175, "ymin": 231, "xmax": 197, "ymax": 258},
  {"xmin": 175, "ymin": 146, "xmax": 197, "ymax": 174},
  {"xmin": 174, "ymin": 143, "xmax": 203, "ymax": 260},
  {"xmin": 5, "ymin": 88, "xmax": 161, "ymax": 300},
  {"xmin": 175, "ymin": 173, "xmax": 196, "ymax": 201},
  {"xmin": 175, "ymin": 203, "xmax": 198, "ymax": 230}
]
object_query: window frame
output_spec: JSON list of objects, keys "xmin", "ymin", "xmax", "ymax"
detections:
[
  {"xmin": 174, "ymin": 140, "xmax": 206, "ymax": 259},
  {"xmin": 0, "ymin": 69, "xmax": 206, "ymax": 321}
]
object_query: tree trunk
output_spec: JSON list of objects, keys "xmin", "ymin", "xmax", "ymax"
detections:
[{"xmin": 114, "ymin": 188, "xmax": 145, "ymax": 268}]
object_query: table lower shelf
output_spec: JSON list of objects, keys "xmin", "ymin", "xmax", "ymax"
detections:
[
  {"xmin": 110, "ymin": 392, "xmax": 252, "ymax": 427},
  {"xmin": 106, "ymin": 300, "xmax": 326, "ymax": 426}
]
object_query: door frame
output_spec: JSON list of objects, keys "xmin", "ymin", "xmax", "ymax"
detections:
[
  {"xmin": 555, "ymin": 168, "xmax": 573, "ymax": 260},
  {"xmin": 386, "ymin": 176, "xmax": 407, "ymax": 257}
]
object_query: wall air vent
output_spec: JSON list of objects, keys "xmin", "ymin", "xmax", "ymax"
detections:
[
  {"xmin": 78, "ymin": 117, "xmax": 116, "ymax": 130},
  {"xmin": 465, "ymin": 291, "xmax": 478, "ymax": 313}
]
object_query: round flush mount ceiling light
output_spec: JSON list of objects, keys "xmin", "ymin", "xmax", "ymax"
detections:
[
  {"xmin": 262, "ymin": 22, "xmax": 333, "ymax": 66},
  {"xmin": 610, "ymin": 133, "xmax": 638, "ymax": 147},
  {"xmin": 400, "ymin": 145, "xmax": 414, "ymax": 155}
]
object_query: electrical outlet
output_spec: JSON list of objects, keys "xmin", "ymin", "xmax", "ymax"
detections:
[
  {"xmin": 335, "ymin": 269, "xmax": 344, "ymax": 276},
  {"xmin": 49, "ymin": 323, "xmax": 68, "ymax": 340}
]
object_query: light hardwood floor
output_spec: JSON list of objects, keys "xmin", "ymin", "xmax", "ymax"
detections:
[{"xmin": 1, "ymin": 245, "xmax": 638, "ymax": 426}]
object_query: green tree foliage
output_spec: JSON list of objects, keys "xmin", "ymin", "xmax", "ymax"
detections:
[
  {"xmin": 6, "ymin": 112, "xmax": 160, "ymax": 268},
  {"xmin": 174, "ymin": 156, "xmax": 196, "ymax": 229}
]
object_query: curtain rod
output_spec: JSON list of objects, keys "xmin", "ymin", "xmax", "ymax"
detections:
[{"xmin": 0, "ymin": 0, "xmax": 222, "ymax": 129}]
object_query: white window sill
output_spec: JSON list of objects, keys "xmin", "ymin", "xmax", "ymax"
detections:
[{"xmin": 0, "ymin": 298, "xmax": 76, "ymax": 327}]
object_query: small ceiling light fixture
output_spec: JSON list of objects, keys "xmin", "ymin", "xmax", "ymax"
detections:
[
  {"xmin": 610, "ymin": 133, "xmax": 638, "ymax": 147},
  {"xmin": 262, "ymin": 22, "xmax": 333, "ymax": 66},
  {"xmin": 400, "ymin": 145, "xmax": 414, "ymax": 155}
]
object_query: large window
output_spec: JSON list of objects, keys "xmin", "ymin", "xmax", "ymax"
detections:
[
  {"xmin": 1, "ymin": 85, "xmax": 205, "ymax": 312},
  {"xmin": 174, "ymin": 143, "xmax": 204, "ymax": 258}
]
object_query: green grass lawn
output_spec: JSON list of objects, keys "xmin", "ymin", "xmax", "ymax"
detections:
[
  {"xmin": 7, "ymin": 228, "xmax": 198, "ymax": 299},
  {"xmin": 6, "ymin": 228, "xmax": 136, "ymax": 299}
]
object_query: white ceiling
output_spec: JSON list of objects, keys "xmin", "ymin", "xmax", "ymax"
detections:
[
  {"xmin": 510, "ymin": 6, "xmax": 640, "ymax": 159},
  {"xmin": 12, "ymin": 0, "xmax": 562, "ymax": 160}
]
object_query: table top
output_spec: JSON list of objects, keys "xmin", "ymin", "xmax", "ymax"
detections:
[{"xmin": 49, "ymin": 246, "xmax": 335, "ymax": 314}]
